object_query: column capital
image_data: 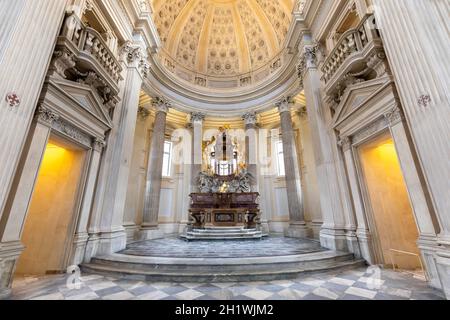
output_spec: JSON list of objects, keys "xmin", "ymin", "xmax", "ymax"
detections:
[
  {"xmin": 242, "ymin": 111, "xmax": 257, "ymax": 126},
  {"xmin": 35, "ymin": 105, "xmax": 59, "ymax": 126},
  {"xmin": 384, "ymin": 104, "xmax": 405, "ymax": 126},
  {"xmin": 190, "ymin": 112, "xmax": 206, "ymax": 124},
  {"xmin": 276, "ymin": 96, "xmax": 295, "ymax": 114},
  {"xmin": 92, "ymin": 137, "xmax": 106, "ymax": 152},
  {"xmin": 152, "ymin": 97, "xmax": 171, "ymax": 114},
  {"xmin": 298, "ymin": 42, "xmax": 323, "ymax": 87},
  {"xmin": 338, "ymin": 135, "xmax": 352, "ymax": 151},
  {"xmin": 120, "ymin": 41, "xmax": 151, "ymax": 78}
]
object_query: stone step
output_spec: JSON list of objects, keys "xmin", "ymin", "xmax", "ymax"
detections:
[
  {"xmin": 181, "ymin": 226, "xmax": 266, "ymax": 240},
  {"xmin": 192, "ymin": 228, "xmax": 257, "ymax": 233},
  {"xmin": 186, "ymin": 230, "xmax": 261, "ymax": 236},
  {"xmin": 82, "ymin": 251, "xmax": 365, "ymax": 282},
  {"xmin": 181, "ymin": 235, "xmax": 264, "ymax": 241}
]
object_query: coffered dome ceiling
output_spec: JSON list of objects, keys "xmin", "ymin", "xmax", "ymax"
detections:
[{"xmin": 152, "ymin": 0, "xmax": 295, "ymax": 78}]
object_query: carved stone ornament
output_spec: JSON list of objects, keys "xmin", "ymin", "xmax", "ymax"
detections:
[
  {"xmin": 5, "ymin": 92, "xmax": 21, "ymax": 107},
  {"xmin": 152, "ymin": 97, "xmax": 171, "ymax": 114},
  {"xmin": 93, "ymin": 137, "xmax": 106, "ymax": 151},
  {"xmin": 384, "ymin": 105, "xmax": 404, "ymax": 126},
  {"xmin": 275, "ymin": 96, "xmax": 294, "ymax": 113},
  {"xmin": 339, "ymin": 136, "xmax": 352, "ymax": 151},
  {"xmin": 50, "ymin": 49, "xmax": 77, "ymax": 79},
  {"xmin": 36, "ymin": 105, "xmax": 59, "ymax": 126},
  {"xmin": 52, "ymin": 118, "xmax": 91, "ymax": 146}
]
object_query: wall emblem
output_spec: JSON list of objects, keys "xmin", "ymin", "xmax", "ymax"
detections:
[
  {"xmin": 5, "ymin": 92, "xmax": 21, "ymax": 107},
  {"xmin": 418, "ymin": 94, "xmax": 431, "ymax": 108}
]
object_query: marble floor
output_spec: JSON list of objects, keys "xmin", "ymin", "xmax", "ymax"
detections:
[
  {"xmin": 121, "ymin": 236, "xmax": 325, "ymax": 258},
  {"xmin": 8, "ymin": 267, "xmax": 444, "ymax": 300}
]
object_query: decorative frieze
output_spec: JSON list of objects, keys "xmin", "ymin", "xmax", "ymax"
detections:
[
  {"xmin": 52, "ymin": 118, "xmax": 91, "ymax": 146},
  {"xmin": 352, "ymin": 117, "xmax": 388, "ymax": 145}
]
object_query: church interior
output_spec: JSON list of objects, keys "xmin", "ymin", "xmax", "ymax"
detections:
[{"xmin": 0, "ymin": 0, "xmax": 449, "ymax": 301}]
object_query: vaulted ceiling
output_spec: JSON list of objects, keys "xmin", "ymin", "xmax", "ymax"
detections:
[{"xmin": 151, "ymin": 0, "xmax": 295, "ymax": 77}]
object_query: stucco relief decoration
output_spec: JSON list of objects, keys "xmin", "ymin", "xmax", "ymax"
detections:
[
  {"xmin": 418, "ymin": 94, "xmax": 432, "ymax": 108},
  {"xmin": 5, "ymin": 92, "xmax": 21, "ymax": 107}
]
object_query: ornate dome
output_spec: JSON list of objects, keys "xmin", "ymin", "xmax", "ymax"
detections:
[{"xmin": 152, "ymin": 0, "xmax": 294, "ymax": 80}]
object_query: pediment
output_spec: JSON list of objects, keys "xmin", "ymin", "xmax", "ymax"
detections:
[
  {"xmin": 333, "ymin": 80, "xmax": 386, "ymax": 127},
  {"xmin": 54, "ymin": 80, "xmax": 113, "ymax": 128}
]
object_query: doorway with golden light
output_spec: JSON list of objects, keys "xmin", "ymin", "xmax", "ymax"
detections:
[
  {"xmin": 15, "ymin": 135, "xmax": 87, "ymax": 277},
  {"xmin": 358, "ymin": 131, "xmax": 423, "ymax": 273}
]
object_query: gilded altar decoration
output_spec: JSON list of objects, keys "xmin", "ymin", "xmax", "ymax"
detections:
[{"xmin": 198, "ymin": 170, "xmax": 254, "ymax": 194}]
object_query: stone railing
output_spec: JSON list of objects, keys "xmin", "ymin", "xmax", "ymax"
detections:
[
  {"xmin": 59, "ymin": 12, "xmax": 122, "ymax": 84},
  {"xmin": 157, "ymin": 49, "xmax": 287, "ymax": 90},
  {"xmin": 321, "ymin": 14, "xmax": 379, "ymax": 84}
]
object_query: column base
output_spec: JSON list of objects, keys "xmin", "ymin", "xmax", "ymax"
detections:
[
  {"xmin": 0, "ymin": 288, "xmax": 11, "ymax": 300},
  {"xmin": 70, "ymin": 232, "xmax": 89, "ymax": 266},
  {"xmin": 138, "ymin": 225, "xmax": 165, "ymax": 241},
  {"xmin": 418, "ymin": 236, "xmax": 442, "ymax": 290},
  {"xmin": 86, "ymin": 229, "xmax": 127, "ymax": 258},
  {"xmin": 435, "ymin": 248, "xmax": 450, "ymax": 299},
  {"xmin": 285, "ymin": 223, "xmax": 311, "ymax": 238},
  {"xmin": 123, "ymin": 223, "xmax": 139, "ymax": 243},
  {"xmin": 320, "ymin": 227, "xmax": 348, "ymax": 252},
  {"xmin": 0, "ymin": 241, "xmax": 24, "ymax": 299}
]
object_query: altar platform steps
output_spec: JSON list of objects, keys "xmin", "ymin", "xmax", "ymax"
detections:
[
  {"xmin": 82, "ymin": 251, "xmax": 365, "ymax": 282},
  {"xmin": 180, "ymin": 226, "xmax": 267, "ymax": 241}
]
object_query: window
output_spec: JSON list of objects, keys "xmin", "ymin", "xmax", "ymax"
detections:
[
  {"xmin": 276, "ymin": 140, "xmax": 285, "ymax": 176},
  {"xmin": 162, "ymin": 141, "xmax": 172, "ymax": 177}
]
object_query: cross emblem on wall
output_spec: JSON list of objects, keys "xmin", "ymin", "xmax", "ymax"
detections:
[{"xmin": 5, "ymin": 92, "xmax": 21, "ymax": 107}]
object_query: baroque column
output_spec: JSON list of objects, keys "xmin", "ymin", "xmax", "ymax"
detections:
[
  {"xmin": 242, "ymin": 112, "xmax": 258, "ymax": 192},
  {"xmin": 191, "ymin": 112, "xmax": 205, "ymax": 192},
  {"xmin": 87, "ymin": 41, "xmax": 149, "ymax": 257},
  {"xmin": 300, "ymin": 40, "xmax": 349, "ymax": 251},
  {"xmin": 276, "ymin": 98, "xmax": 309, "ymax": 238},
  {"xmin": 139, "ymin": 97, "xmax": 171, "ymax": 240},
  {"xmin": 373, "ymin": 0, "xmax": 450, "ymax": 298}
]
